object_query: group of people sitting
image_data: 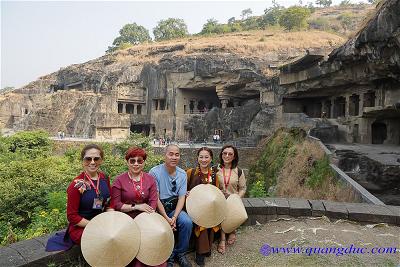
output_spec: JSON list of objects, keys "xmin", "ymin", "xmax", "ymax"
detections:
[{"xmin": 65, "ymin": 143, "xmax": 246, "ymax": 267}]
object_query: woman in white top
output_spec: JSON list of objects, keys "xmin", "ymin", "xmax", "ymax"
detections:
[{"xmin": 216, "ymin": 145, "xmax": 246, "ymax": 254}]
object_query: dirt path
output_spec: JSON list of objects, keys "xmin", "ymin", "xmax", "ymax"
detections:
[{"xmin": 184, "ymin": 217, "xmax": 400, "ymax": 267}]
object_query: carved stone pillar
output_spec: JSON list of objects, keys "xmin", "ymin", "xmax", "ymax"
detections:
[
  {"xmin": 345, "ymin": 95, "xmax": 350, "ymax": 118},
  {"xmin": 134, "ymin": 104, "xmax": 138, "ymax": 114},
  {"xmin": 221, "ymin": 99, "xmax": 229, "ymax": 109},
  {"xmin": 359, "ymin": 93, "xmax": 364, "ymax": 115},
  {"xmin": 330, "ymin": 98, "xmax": 335, "ymax": 118},
  {"xmin": 122, "ymin": 103, "xmax": 126, "ymax": 113}
]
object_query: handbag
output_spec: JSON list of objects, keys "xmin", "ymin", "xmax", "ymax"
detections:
[{"xmin": 160, "ymin": 195, "xmax": 179, "ymax": 214}]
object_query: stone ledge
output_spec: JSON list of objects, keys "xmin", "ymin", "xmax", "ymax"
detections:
[
  {"xmin": 1, "ymin": 198, "xmax": 399, "ymax": 266},
  {"xmin": 241, "ymin": 198, "xmax": 399, "ymax": 227}
]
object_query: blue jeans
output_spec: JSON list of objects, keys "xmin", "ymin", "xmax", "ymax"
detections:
[{"xmin": 168, "ymin": 210, "xmax": 193, "ymax": 259}]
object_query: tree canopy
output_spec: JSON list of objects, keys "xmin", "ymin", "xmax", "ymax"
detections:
[
  {"xmin": 107, "ymin": 23, "xmax": 151, "ymax": 53},
  {"xmin": 279, "ymin": 6, "xmax": 311, "ymax": 30},
  {"xmin": 153, "ymin": 18, "xmax": 189, "ymax": 41}
]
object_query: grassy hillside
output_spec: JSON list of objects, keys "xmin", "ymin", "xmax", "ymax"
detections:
[{"xmin": 248, "ymin": 128, "xmax": 359, "ymax": 202}]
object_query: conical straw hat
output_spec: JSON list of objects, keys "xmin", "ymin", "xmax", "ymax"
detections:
[
  {"xmin": 133, "ymin": 212, "xmax": 174, "ymax": 266},
  {"xmin": 221, "ymin": 194, "xmax": 248, "ymax": 233},
  {"xmin": 186, "ymin": 184, "xmax": 227, "ymax": 228},
  {"xmin": 81, "ymin": 211, "xmax": 140, "ymax": 267}
]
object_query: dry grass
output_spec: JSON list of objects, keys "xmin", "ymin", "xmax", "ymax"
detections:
[
  {"xmin": 276, "ymin": 140, "xmax": 359, "ymax": 202},
  {"xmin": 110, "ymin": 29, "xmax": 345, "ymax": 65}
]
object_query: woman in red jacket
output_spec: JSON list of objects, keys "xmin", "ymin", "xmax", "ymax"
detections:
[
  {"xmin": 66, "ymin": 144, "xmax": 112, "ymax": 244},
  {"xmin": 111, "ymin": 147, "xmax": 164, "ymax": 267}
]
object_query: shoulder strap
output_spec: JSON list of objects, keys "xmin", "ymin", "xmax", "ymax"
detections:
[{"xmin": 211, "ymin": 166, "xmax": 218, "ymax": 186}]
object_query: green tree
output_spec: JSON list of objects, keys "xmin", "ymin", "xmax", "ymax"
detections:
[
  {"xmin": 316, "ymin": 0, "xmax": 332, "ymax": 7},
  {"xmin": 262, "ymin": 2, "xmax": 285, "ymax": 27},
  {"xmin": 0, "ymin": 86, "xmax": 15, "ymax": 92},
  {"xmin": 241, "ymin": 8, "xmax": 253, "ymax": 20},
  {"xmin": 107, "ymin": 23, "xmax": 151, "ymax": 53},
  {"xmin": 279, "ymin": 6, "xmax": 311, "ymax": 30},
  {"xmin": 153, "ymin": 18, "xmax": 188, "ymax": 41},
  {"xmin": 228, "ymin": 17, "xmax": 236, "ymax": 24},
  {"xmin": 201, "ymin": 18, "xmax": 219, "ymax": 35},
  {"xmin": 340, "ymin": 0, "xmax": 351, "ymax": 6}
]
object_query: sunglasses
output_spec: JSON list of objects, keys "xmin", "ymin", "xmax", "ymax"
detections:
[
  {"xmin": 128, "ymin": 158, "xmax": 144, "ymax": 165},
  {"xmin": 83, "ymin": 157, "xmax": 101, "ymax": 164},
  {"xmin": 171, "ymin": 180, "xmax": 177, "ymax": 192},
  {"xmin": 222, "ymin": 152, "xmax": 234, "ymax": 156}
]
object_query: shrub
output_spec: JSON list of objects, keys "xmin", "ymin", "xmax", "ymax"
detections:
[
  {"xmin": 249, "ymin": 180, "xmax": 267, "ymax": 197},
  {"xmin": 306, "ymin": 156, "xmax": 334, "ymax": 189},
  {"xmin": 279, "ymin": 6, "xmax": 311, "ymax": 31}
]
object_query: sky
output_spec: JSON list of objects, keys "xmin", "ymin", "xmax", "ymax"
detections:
[{"xmin": 1, "ymin": 0, "xmax": 367, "ymax": 89}]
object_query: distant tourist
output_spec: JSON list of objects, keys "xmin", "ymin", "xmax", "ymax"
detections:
[
  {"xmin": 66, "ymin": 144, "xmax": 112, "ymax": 244},
  {"xmin": 149, "ymin": 145, "xmax": 193, "ymax": 267},
  {"xmin": 185, "ymin": 147, "xmax": 221, "ymax": 266},
  {"xmin": 216, "ymin": 145, "xmax": 246, "ymax": 254},
  {"xmin": 112, "ymin": 147, "xmax": 166, "ymax": 267}
]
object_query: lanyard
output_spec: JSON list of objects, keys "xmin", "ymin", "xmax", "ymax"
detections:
[
  {"xmin": 129, "ymin": 172, "xmax": 144, "ymax": 199},
  {"xmin": 84, "ymin": 172, "xmax": 100, "ymax": 196},
  {"xmin": 222, "ymin": 167, "xmax": 232, "ymax": 189},
  {"xmin": 200, "ymin": 168, "xmax": 211, "ymax": 183}
]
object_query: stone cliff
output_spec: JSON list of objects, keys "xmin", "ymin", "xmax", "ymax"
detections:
[{"xmin": 0, "ymin": 30, "xmax": 343, "ymax": 141}]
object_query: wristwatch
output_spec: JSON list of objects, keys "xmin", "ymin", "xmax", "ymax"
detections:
[{"xmin": 131, "ymin": 203, "xmax": 136, "ymax": 211}]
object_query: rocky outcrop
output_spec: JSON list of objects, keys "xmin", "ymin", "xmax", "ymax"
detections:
[
  {"xmin": 1, "ymin": 30, "xmax": 342, "ymax": 139},
  {"xmin": 287, "ymin": 0, "xmax": 400, "ymax": 93},
  {"xmin": 334, "ymin": 149, "xmax": 400, "ymax": 205}
]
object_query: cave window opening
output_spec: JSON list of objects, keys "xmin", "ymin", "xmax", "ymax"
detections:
[
  {"xmin": 153, "ymin": 100, "xmax": 159, "ymax": 110},
  {"xmin": 364, "ymin": 91, "xmax": 376, "ymax": 108},
  {"xmin": 159, "ymin": 99, "xmax": 166, "ymax": 110},
  {"xmin": 184, "ymin": 105, "xmax": 187, "ymax": 114},
  {"xmin": 227, "ymin": 100, "xmax": 234, "ymax": 108},
  {"xmin": 118, "ymin": 103, "xmax": 123, "ymax": 113},
  {"xmin": 126, "ymin": 104, "xmax": 134, "ymax": 114},
  {"xmin": 334, "ymin": 96, "xmax": 346, "ymax": 118},
  {"xmin": 24, "ymin": 109, "xmax": 28, "ymax": 115},
  {"xmin": 137, "ymin": 105, "xmax": 142, "ymax": 115},
  {"xmin": 197, "ymin": 100, "xmax": 206, "ymax": 113}
]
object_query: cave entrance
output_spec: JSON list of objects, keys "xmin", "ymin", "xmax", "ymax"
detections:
[
  {"xmin": 371, "ymin": 122, "xmax": 387, "ymax": 144},
  {"xmin": 130, "ymin": 124, "xmax": 150, "ymax": 136},
  {"xmin": 181, "ymin": 86, "xmax": 220, "ymax": 114}
]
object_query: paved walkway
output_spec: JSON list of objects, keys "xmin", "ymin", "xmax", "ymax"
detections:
[{"xmin": 328, "ymin": 143, "xmax": 400, "ymax": 166}]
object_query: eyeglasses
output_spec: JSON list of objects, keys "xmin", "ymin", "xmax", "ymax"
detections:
[
  {"xmin": 171, "ymin": 180, "xmax": 177, "ymax": 192},
  {"xmin": 222, "ymin": 152, "xmax": 234, "ymax": 156},
  {"xmin": 128, "ymin": 158, "xmax": 144, "ymax": 165},
  {"xmin": 83, "ymin": 157, "xmax": 101, "ymax": 165}
]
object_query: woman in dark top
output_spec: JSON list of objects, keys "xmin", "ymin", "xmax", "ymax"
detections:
[
  {"xmin": 66, "ymin": 144, "xmax": 112, "ymax": 244},
  {"xmin": 186, "ymin": 147, "xmax": 221, "ymax": 266},
  {"xmin": 112, "ymin": 147, "xmax": 164, "ymax": 267}
]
